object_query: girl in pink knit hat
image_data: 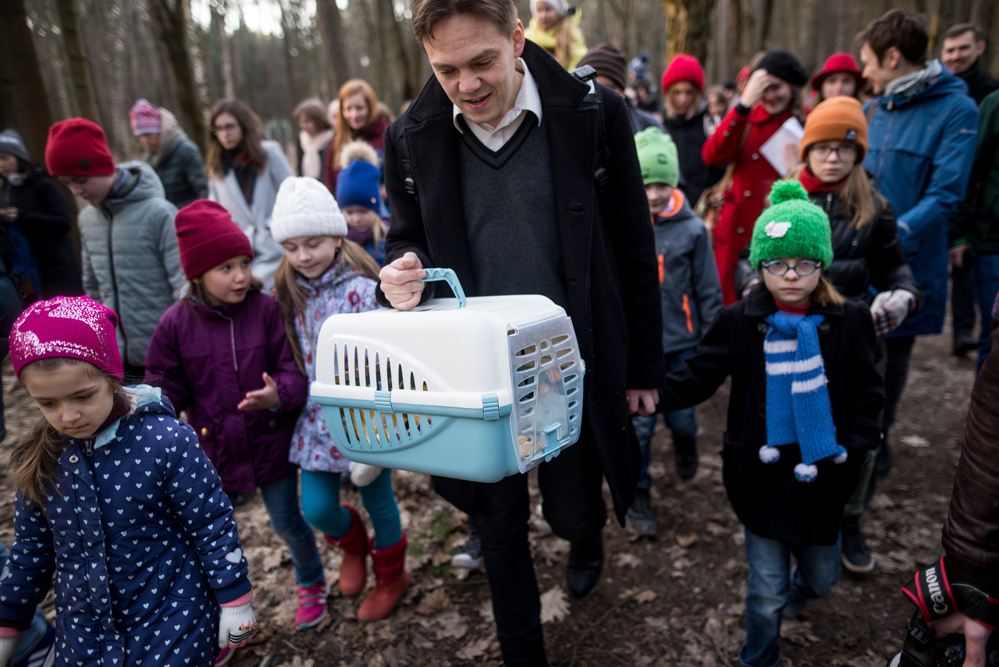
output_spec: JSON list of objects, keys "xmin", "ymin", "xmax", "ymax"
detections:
[{"xmin": 0, "ymin": 295, "xmax": 258, "ymax": 667}]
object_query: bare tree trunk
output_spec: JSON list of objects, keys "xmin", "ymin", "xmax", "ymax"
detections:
[
  {"xmin": 316, "ymin": 0, "xmax": 352, "ymax": 94},
  {"xmin": 279, "ymin": 0, "xmax": 299, "ymax": 104},
  {"xmin": 383, "ymin": 0, "xmax": 420, "ymax": 100},
  {"xmin": 149, "ymin": 0, "xmax": 207, "ymax": 152},
  {"xmin": 663, "ymin": 0, "xmax": 716, "ymax": 65},
  {"xmin": 0, "ymin": 0, "xmax": 56, "ymax": 161},
  {"xmin": 55, "ymin": 0, "xmax": 101, "ymax": 121}
]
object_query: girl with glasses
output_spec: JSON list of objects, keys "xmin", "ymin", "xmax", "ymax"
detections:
[
  {"xmin": 734, "ymin": 96, "xmax": 923, "ymax": 576},
  {"xmin": 657, "ymin": 180, "xmax": 884, "ymax": 667}
]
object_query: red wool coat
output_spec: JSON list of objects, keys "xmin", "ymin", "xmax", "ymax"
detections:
[{"xmin": 702, "ymin": 103, "xmax": 795, "ymax": 304}]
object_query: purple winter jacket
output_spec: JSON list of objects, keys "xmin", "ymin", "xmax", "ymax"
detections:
[{"xmin": 144, "ymin": 289, "xmax": 308, "ymax": 493}]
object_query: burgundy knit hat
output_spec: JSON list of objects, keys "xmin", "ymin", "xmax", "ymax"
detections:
[
  {"xmin": 10, "ymin": 296, "xmax": 123, "ymax": 381},
  {"xmin": 662, "ymin": 55, "xmax": 705, "ymax": 93},
  {"xmin": 129, "ymin": 99, "xmax": 162, "ymax": 136},
  {"xmin": 175, "ymin": 200, "xmax": 254, "ymax": 279},
  {"xmin": 45, "ymin": 118, "xmax": 116, "ymax": 177}
]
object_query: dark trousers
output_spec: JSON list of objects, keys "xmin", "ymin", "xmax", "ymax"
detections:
[
  {"xmin": 883, "ymin": 336, "xmax": 916, "ymax": 437},
  {"xmin": 471, "ymin": 425, "xmax": 607, "ymax": 666},
  {"xmin": 952, "ymin": 263, "xmax": 977, "ymax": 343}
]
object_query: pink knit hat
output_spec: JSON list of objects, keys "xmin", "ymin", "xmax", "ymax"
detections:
[
  {"xmin": 129, "ymin": 99, "xmax": 162, "ymax": 136},
  {"xmin": 10, "ymin": 296, "xmax": 123, "ymax": 381}
]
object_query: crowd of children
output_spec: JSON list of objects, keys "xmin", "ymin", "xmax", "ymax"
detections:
[{"xmin": 0, "ymin": 8, "xmax": 996, "ymax": 665}]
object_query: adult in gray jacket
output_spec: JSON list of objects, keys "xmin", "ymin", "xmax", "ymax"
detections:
[
  {"xmin": 206, "ymin": 99, "xmax": 294, "ymax": 286},
  {"xmin": 129, "ymin": 99, "xmax": 209, "ymax": 209},
  {"xmin": 45, "ymin": 118, "xmax": 184, "ymax": 376}
]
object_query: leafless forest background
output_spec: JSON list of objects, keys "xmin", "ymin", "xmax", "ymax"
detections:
[{"xmin": 1, "ymin": 0, "xmax": 998, "ymax": 170}]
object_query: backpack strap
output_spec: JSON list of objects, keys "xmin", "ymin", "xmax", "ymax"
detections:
[
  {"xmin": 570, "ymin": 65, "xmax": 610, "ymax": 192},
  {"xmin": 397, "ymin": 123, "xmax": 418, "ymax": 202}
]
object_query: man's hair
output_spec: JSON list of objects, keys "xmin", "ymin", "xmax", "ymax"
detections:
[
  {"xmin": 858, "ymin": 9, "xmax": 928, "ymax": 65},
  {"xmin": 941, "ymin": 23, "xmax": 983, "ymax": 44},
  {"xmin": 412, "ymin": 0, "xmax": 518, "ymax": 46}
]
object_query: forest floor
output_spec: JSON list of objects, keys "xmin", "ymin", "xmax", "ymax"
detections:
[{"xmin": 0, "ymin": 329, "xmax": 977, "ymax": 667}]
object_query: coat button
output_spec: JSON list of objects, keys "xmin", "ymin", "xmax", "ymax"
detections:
[
  {"xmin": 69, "ymin": 455, "xmax": 79, "ymax": 463},
  {"xmin": 201, "ymin": 427, "xmax": 207, "ymax": 436},
  {"xmin": 752, "ymin": 153, "xmax": 760, "ymax": 161},
  {"xmin": 737, "ymin": 227, "xmax": 746, "ymax": 234},
  {"xmin": 269, "ymin": 420, "xmax": 276, "ymax": 428},
  {"xmin": 744, "ymin": 191, "xmax": 752, "ymax": 198},
  {"xmin": 723, "ymin": 130, "xmax": 731, "ymax": 137}
]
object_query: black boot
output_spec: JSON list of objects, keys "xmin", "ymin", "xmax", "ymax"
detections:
[
  {"xmin": 674, "ymin": 436, "xmax": 699, "ymax": 480},
  {"xmin": 626, "ymin": 488, "xmax": 657, "ymax": 537},
  {"xmin": 566, "ymin": 529, "xmax": 603, "ymax": 599},
  {"xmin": 841, "ymin": 515, "xmax": 874, "ymax": 574}
]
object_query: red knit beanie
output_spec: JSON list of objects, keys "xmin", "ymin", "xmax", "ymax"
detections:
[
  {"xmin": 175, "ymin": 200, "xmax": 254, "ymax": 279},
  {"xmin": 10, "ymin": 296, "xmax": 123, "ymax": 381},
  {"xmin": 662, "ymin": 55, "xmax": 705, "ymax": 93},
  {"xmin": 45, "ymin": 118, "xmax": 116, "ymax": 177}
]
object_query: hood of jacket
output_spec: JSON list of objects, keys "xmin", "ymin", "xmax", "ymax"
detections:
[
  {"xmin": 653, "ymin": 190, "xmax": 698, "ymax": 226},
  {"xmin": 104, "ymin": 161, "xmax": 166, "ymax": 212},
  {"xmin": 880, "ymin": 60, "xmax": 968, "ymax": 109},
  {"xmin": 93, "ymin": 384, "xmax": 174, "ymax": 448}
]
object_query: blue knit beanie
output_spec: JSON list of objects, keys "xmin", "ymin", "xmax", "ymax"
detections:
[{"xmin": 336, "ymin": 159, "xmax": 382, "ymax": 213}]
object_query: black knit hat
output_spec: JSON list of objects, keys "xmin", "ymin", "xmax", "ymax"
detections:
[
  {"xmin": 756, "ymin": 50, "xmax": 809, "ymax": 88},
  {"xmin": 579, "ymin": 43, "xmax": 628, "ymax": 92}
]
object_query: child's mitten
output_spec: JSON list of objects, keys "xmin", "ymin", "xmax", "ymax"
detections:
[
  {"xmin": 218, "ymin": 597, "xmax": 258, "ymax": 650},
  {"xmin": 870, "ymin": 290, "xmax": 915, "ymax": 336},
  {"xmin": 350, "ymin": 462, "xmax": 383, "ymax": 487},
  {"xmin": 0, "ymin": 635, "xmax": 19, "ymax": 667}
]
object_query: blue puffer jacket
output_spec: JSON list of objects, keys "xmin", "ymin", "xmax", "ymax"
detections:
[
  {"xmin": 863, "ymin": 64, "xmax": 979, "ymax": 337},
  {"xmin": 0, "ymin": 386, "xmax": 251, "ymax": 667}
]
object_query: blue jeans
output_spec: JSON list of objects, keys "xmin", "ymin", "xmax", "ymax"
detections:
[
  {"xmin": 973, "ymin": 253, "xmax": 999, "ymax": 374},
  {"xmin": 259, "ymin": 473, "xmax": 325, "ymax": 585},
  {"xmin": 740, "ymin": 528, "xmax": 842, "ymax": 667},
  {"xmin": 0, "ymin": 541, "xmax": 52, "ymax": 663},
  {"xmin": 631, "ymin": 348, "xmax": 698, "ymax": 488},
  {"xmin": 301, "ymin": 467, "xmax": 402, "ymax": 548}
]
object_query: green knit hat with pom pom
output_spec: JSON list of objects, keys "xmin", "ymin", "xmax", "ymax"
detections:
[{"xmin": 749, "ymin": 180, "xmax": 833, "ymax": 270}]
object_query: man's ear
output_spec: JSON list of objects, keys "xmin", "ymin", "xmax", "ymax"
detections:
[
  {"xmin": 976, "ymin": 40, "xmax": 987, "ymax": 58},
  {"xmin": 512, "ymin": 19, "xmax": 526, "ymax": 58},
  {"xmin": 884, "ymin": 46, "xmax": 901, "ymax": 70}
]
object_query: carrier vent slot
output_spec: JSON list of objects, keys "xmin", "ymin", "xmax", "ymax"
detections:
[
  {"xmin": 564, "ymin": 373, "xmax": 578, "ymax": 383},
  {"xmin": 566, "ymin": 387, "xmax": 578, "ymax": 396},
  {"xmin": 539, "ymin": 340, "xmax": 549, "ymax": 350},
  {"xmin": 520, "ymin": 406, "xmax": 535, "ymax": 417},
  {"xmin": 515, "ymin": 344, "xmax": 537, "ymax": 357},
  {"xmin": 516, "ymin": 360, "xmax": 537, "ymax": 373},
  {"xmin": 551, "ymin": 334, "xmax": 570, "ymax": 345},
  {"xmin": 539, "ymin": 354, "xmax": 553, "ymax": 366},
  {"xmin": 559, "ymin": 360, "xmax": 575, "ymax": 371},
  {"xmin": 517, "ymin": 376, "xmax": 536, "ymax": 388},
  {"xmin": 556, "ymin": 347, "xmax": 572, "ymax": 359},
  {"xmin": 519, "ymin": 391, "xmax": 535, "ymax": 403}
]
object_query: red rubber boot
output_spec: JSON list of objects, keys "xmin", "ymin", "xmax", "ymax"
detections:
[
  {"xmin": 323, "ymin": 505, "xmax": 368, "ymax": 597},
  {"xmin": 357, "ymin": 534, "xmax": 411, "ymax": 622}
]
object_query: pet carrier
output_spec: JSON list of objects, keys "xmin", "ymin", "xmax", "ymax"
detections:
[{"xmin": 310, "ymin": 268, "xmax": 585, "ymax": 482}]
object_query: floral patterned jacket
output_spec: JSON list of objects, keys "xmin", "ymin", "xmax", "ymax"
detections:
[{"xmin": 289, "ymin": 258, "xmax": 378, "ymax": 472}]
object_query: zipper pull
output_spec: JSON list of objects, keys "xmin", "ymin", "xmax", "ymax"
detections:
[{"xmin": 84, "ymin": 440, "xmax": 94, "ymax": 457}]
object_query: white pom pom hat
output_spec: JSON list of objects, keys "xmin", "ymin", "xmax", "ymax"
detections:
[{"xmin": 270, "ymin": 176, "xmax": 348, "ymax": 244}]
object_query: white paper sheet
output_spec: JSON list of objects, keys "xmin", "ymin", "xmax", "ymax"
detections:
[{"xmin": 759, "ymin": 117, "xmax": 805, "ymax": 177}]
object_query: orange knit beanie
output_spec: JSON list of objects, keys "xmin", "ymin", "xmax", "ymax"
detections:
[{"xmin": 799, "ymin": 96, "xmax": 868, "ymax": 163}]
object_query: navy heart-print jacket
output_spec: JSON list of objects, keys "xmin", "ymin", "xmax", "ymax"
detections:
[{"xmin": 0, "ymin": 386, "xmax": 251, "ymax": 666}]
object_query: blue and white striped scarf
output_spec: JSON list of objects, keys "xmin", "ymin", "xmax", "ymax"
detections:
[{"xmin": 760, "ymin": 311, "xmax": 846, "ymax": 482}]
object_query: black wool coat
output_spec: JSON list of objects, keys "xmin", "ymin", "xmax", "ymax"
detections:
[
  {"xmin": 378, "ymin": 40, "xmax": 666, "ymax": 524},
  {"xmin": 659, "ymin": 285, "xmax": 884, "ymax": 545}
]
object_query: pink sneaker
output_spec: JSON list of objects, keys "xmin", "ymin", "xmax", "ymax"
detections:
[
  {"xmin": 295, "ymin": 581, "xmax": 328, "ymax": 630},
  {"xmin": 215, "ymin": 647, "xmax": 233, "ymax": 666}
]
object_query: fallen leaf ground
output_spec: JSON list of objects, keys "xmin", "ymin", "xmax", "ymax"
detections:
[{"xmin": 0, "ymin": 330, "xmax": 976, "ymax": 667}]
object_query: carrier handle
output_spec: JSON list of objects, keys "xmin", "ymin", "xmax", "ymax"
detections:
[{"xmin": 420, "ymin": 268, "xmax": 467, "ymax": 308}]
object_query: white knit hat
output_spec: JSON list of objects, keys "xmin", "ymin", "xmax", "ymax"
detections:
[
  {"xmin": 532, "ymin": 0, "xmax": 569, "ymax": 17},
  {"xmin": 270, "ymin": 177, "xmax": 348, "ymax": 243}
]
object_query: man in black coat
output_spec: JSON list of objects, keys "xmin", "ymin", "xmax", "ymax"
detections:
[{"xmin": 377, "ymin": 1, "xmax": 664, "ymax": 663}]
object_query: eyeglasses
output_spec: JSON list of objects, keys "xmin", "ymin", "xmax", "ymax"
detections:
[
  {"xmin": 811, "ymin": 143, "xmax": 857, "ymax": 162},
  {"xmin": 761, "ymin": 259, "xmax": 821, "ymax": 276},
  {"xmin": 212, "ymin": 123, "xmax": 240, "ymax": 135}
]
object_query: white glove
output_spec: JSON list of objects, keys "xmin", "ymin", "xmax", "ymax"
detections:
[
  {"xmin": 218, "ymin": 600, "xmax": 258, "ymax": 650},
  {"xmin": 0, "ymin": 636, "xmax": 18, "ymax": 667},
  {"xmin": 350, "ymin": 461, "xmax": 383, "ymax": 487},
  {"xmin": 870, "ymin": 290, "xmax": 915, "ymax": 336}
]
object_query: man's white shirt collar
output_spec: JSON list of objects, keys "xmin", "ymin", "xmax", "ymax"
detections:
[{"xmin": 453, "ymin": 58, "xmax": 543, "ymax": 152}]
